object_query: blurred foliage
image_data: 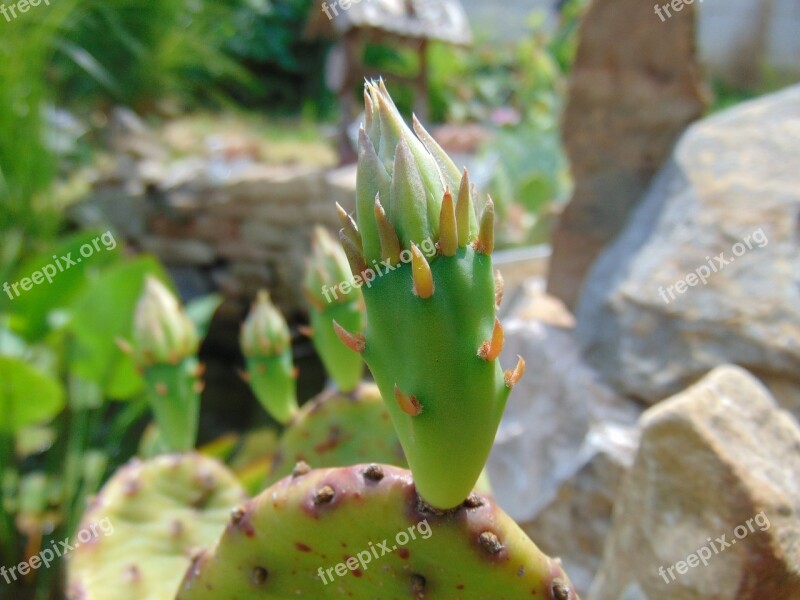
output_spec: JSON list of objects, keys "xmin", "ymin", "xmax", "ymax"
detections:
[{"xmin": 226, "ymin": 0, "xmax": 333, "ymax": 114}]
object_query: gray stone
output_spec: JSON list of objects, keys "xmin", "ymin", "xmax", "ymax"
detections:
[
  {"xmin": 576, "ymin": 85, "xmax": 800, "ymax": 411},
  {"xmin": 590, "ymin": 365, "xmax": 800, "ymax": 600},
  {"xmin": 138, "ymin": 237, "xmax": 216, "ymax": 266},
  {"xmin": 487, "ymin": 314, "xmax": 642, "ymax": 596},
  {"xmin": 547, "ymin": 0, "xmax": 707, "ymax": 308}
]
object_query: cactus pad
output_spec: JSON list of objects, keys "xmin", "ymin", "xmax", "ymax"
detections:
[
  {"xmin": 66, "ymin": 454, "xmax": 247, "ymax": 600},
  {"xmin": 175, "ymin": 464, "xmax": 579, "ymax": 600},
  {"xmin": 267, "ymin": 382, "xmax": 406, "ymax": 483}
]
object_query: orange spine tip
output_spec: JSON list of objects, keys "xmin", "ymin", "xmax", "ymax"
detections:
[
  {"xmin": 504, "ymin": 355, "xmax": 526, "ymax": 388},
  {"xmin": 478, "ymin": 317, "xmax": 504, "ymax": 361},
  {"xmin": 374, "ymin": 195, "xmax": 401, "ymax": 265},
  {"xmin": 438, "ymin": 188, "xmax": 458, "ymax": 257},
  {"xmin": 333, "ymin": 320, "xmax": 366, "ymax": 353},
  {"xmin": 456, "ymin": 169, "xmax": 472, "ymax": 247},
  {"xmin": 474, "ymin": 197, "xmax": 495, "ymax": 255},
  {"xmin": 410, "ymin": 243, "xmax": 435, "ymax": 299},
  {"xmin": 336, "ymin": 203, "xmax": 363, "ymax": 255},
  {"xmin": 339, "ymin": 229, "xmax": 368, "ymax": 277},
  {"xmin": 394, "ymin": 384, "xmax": 423, "ymax": 416},
  {"xmin": 237, "ymin": 369, "xmax": 251, "ymax": 383},
  {"xmin": 297, "ymin": 325, "xmax": 314, "ymax": 338}
]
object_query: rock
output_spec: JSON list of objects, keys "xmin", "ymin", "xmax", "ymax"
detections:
[
  {"xmin": 138, "ymin": 237, "xmax": 216, "ymax": 266},
  {"xmin": 576, "ymin": 85, "xmax": 800, "ymax": 411},
  {"xmin": 487, "ymin": 316, "xmax": 642, "ymax": 596},
  {"xmin": 522, "ymin": 422, "xmax": 639, "ymax": 596},
  {"xmin": 547, "ymin": 0, "xmax": 707, "ymax": 308},
  {"xmin": 225, "ymin": 164, "xmax": 323, "ymax": 204},
  {"xmin": 590, "ymin": 365, "xmax": 800, "ymax": 600},
  {"xmin": 501, "ymin": 277, "xmax": 575, "ymax": 328}
]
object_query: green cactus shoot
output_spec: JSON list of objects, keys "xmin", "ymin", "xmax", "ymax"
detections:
[
  {"xmin": 130, "ymin": 277, "xmax": 204, "ymax": 452},
  {"xmin": 332, "ymin": 81, "xmax": 525, "ymax": 509},
  {"xmin": 303, "ymin": 226, "xmax": 365, "ymax": 392},
  {"xmin": 240, "ymin": 291, "xmax": 299, "ymax": 424}
]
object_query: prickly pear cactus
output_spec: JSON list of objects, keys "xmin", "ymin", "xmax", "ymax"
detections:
[
  {"xmin": 334, "ymin": 81, "xmax": 524, "ymax": 508},
  {"xmin": 131, "ymin": 276, "xmax": 203, "ymax": 451},
  {"xmin": 175, "ymin": 464, "xmax": 578, "ymax": 600},
  {"xmin": 303, "ymin": 226, "xmax": 366, "ymax": 392},
  {"xmin": 67, "ymin": 454, "xmax": 247, "ymax": 600},
  {"xmin": 240, "ymin": 291, "xmax": 299, "ymax": 424},
  {"xmin": 267, "ymin": 382, "xmax": 405, "ymax": 483}
]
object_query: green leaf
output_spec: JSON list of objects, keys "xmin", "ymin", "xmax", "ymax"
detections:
[
  {"xmin": 68, "ymin": 256, "xmax": 170, "ymax": 400},
  {"xmin": 0, "ymin": 357, "xmax": 66, "ymax": 434},
  {"xmin": 3, "ymin": 230, "xmax": 120, "ymax": 341}
]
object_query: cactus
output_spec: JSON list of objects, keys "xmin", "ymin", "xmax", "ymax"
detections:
[
  {"xmin": 66, "ymin": 454, "xmax": 247, "ymax": 600},
  {"xmin": 267, "ymin": 382, "xmax": 405, "ymax": 483},
  {"xmin": 131, "ymin": 276, "xmax": 203, "ymax": 451},
  {"xmin": 333, "ymin": 81, "xmax": 525, "ymax": 509},
  {"xmin": 240, "ymin": 291, "xmax": 299, "ymax": 424},
  {"xmin": 175, "ymin": 464, "xmax": 578, "ymax": 600},
  {"xmin": 303, "ymin": 226, "xmax": 366, "ymax": 392}
]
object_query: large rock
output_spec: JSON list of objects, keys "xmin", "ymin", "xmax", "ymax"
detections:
[
  {"xmin": 547, "ymin": 0, "xmax": 707, "ymax": 308},
  {"xmin": 576, "ymin": 85, "xmax": 800, "ymax": 411},
  {"xmin": 487, "ymin": 308, "xmax": 642, "ymax": 595},
  {"xmin": 590, "ymin": 365, "xmax": 800, "ymax": 600}
]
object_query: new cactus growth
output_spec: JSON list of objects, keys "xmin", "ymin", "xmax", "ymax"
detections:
[
  {"xmin": 131, "ymin": 277, "xmax": 203, "ymax": 451},
  {"xmin": 334, "ymin": 81, "xmax": 525, "ymax": 509},
  {"xmin": 267, "ymin": 382, "xmax": 406, "ymax": 483},
  {"xmin": 240, "ymin": 291, "xmax": 299, "ymax": 424},
  {"xmin": 175, "ymin": 464, "xmax": 578, "ymax": 600},
  {"xmin": 66, "ymin": 454, "xmax": 247, "ymax": 600},
  {"xmin": 303, "ymin": 226, "xmax": 365, "ymax": 392}
]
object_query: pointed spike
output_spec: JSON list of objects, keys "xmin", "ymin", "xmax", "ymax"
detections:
[
  {"xmin": 474, "ymin": 197, "xmax": 495, "ymax": 255},
  {"xmin": 456, "ymin": 169, "xmax": 474, "ymax": 246},
  {"xmin": 392, "ymin": 137, "xmax": 431, "ymax": 248},
  {"xmin": 410, "ymin": 243, "xmax": 435, "ymax": 299},
  {"xmin": 478, "ymin": 317, "xmax": 504, "ymax": 361},
  {"xmin": 374, "ymin": 195, "xmax": 402, "ymax": 265},
  {"xmin": 339, "ymin": 229, "xmax": 367, "ymax": 277},
  {"xmin": 297, "ymin": 325, "xmax": 314, "ymax": 338},
  {"xmin": 333, "ymin": 320, "xmax": 366, "ymax": 353},
  {"xmin": 504, "ymin": 355, "xmax": 526, "ymax": 388},
  {"xmin": 394, "ymin": 384, "xmax": 423, "ymax": 417},
  {"xmin": 438, "ymin": 188, "xmax": 457, "ymax": 257},
  {"xmin": 336, "ymin": 203, "xmax": 363, "ymax": 255},
  {"xmin": 494, "ymin": 269, "xmax": 505, "ymax": 308}
]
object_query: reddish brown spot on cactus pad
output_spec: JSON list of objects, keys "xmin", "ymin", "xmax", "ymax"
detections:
[
  {"xmin": 313, "ymin": 485, "xmax": 335, "ymax": 505},
  {"xmin": 479, "ymin": 531, "xmax": 503, "ymax": 555},
  {"xmin": 362, "ymin": 464, "xmax": 385, "ymax": 482},
  {"xmin": 295, "ymin": 543, "xmax": 312, "ymax": 553},
  {"xmin": 397, "ymin": 547, "xmax": 410, "ymax": 560},
  {"xmin": 551, "ymin": 580, "xmax": 571, "ymax": 600},
  {"xmin": 251, "ymin": 566, "xmax": 268, "ymax": 585},
  {"xmin": 292, "ymin": 461, "xmax": 311, "ymax": 477}
]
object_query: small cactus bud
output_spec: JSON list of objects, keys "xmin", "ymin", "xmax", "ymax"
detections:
[
  {"xmin": 240, "ymin": 291, "xmax": 290, "ymax": 359},
  {"xmin": 132, "ymin": 276, "xmax": 198, "ymax": 367}
]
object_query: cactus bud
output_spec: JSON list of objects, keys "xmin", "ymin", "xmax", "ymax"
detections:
[{"xmin": 240, "ymin": 292, "xmax": 298, "ymax": 424}]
